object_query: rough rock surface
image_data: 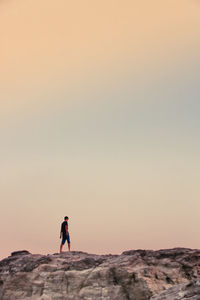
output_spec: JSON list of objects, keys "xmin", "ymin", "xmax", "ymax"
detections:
[
  {"xmin": 151, "ymin": 279, "xmax": 200, "ymax": 300},
  {"xmin": 1, "ymin": 248, "xmax": 200, "ymax": 300}
]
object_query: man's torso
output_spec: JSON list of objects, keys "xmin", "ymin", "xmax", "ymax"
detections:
[{"xmin": 61, "ymin": 221, "xmax": 68, "ymax": 237}]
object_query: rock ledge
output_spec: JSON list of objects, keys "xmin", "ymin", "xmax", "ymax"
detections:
[{"xmin": 1, "ymin": 248, "xmax": 200, "ymax": 299}]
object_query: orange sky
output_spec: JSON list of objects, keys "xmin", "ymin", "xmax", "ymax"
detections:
[{"xmin": 0, "ymin": 0, "xmax": 200, "ymax": 258}]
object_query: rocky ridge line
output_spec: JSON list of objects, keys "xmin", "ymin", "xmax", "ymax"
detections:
[{"xmin": 1, "ymin": 248, "xmax": 200, "ymax": 299}]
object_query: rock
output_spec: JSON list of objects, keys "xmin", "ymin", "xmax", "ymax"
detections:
[
  {"xmin": 11, "ymin": 250, "xmax": 30, "ymax": 257},
  {"xmin": 0, "ymin": 248, "xmax": 200, "ymax": 299},
  {"xmin": 151, "ymin": 279, "xmax": 200, "ymax": 300}
]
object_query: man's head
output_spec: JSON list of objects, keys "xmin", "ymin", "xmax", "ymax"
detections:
[{"xmin": 64, "ymin": 216, "xmax": 69, "ymax": 221}]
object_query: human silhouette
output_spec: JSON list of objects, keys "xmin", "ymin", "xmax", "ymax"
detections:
[{"xmin": 60, "ymin": 216, "xmax": 71, "ymax": 252}]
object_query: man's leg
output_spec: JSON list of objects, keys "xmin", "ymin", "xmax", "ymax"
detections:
[
  {"xmin": 60, "ymin": 237, "xmax": 66, "ymax": 253},
  {"xmin": 60, "ymin": 243, "xmax": 63, "ymax": 253},
  {"xmin": 67, "ymin": 234, "xmax": 71, "ymax": 251}
]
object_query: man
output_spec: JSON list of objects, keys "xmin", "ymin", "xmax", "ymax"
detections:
[{"xmin": 60, "ymin": 216, "xmax": 71, "ymax": 253}]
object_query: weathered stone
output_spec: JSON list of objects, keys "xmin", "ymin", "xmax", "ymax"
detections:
[
  {"xmin": 151, "ymin": 278, "xmax": 200, "ymax": 300},
  {"xmin": 0, "ymin": 248, "xmax": 200, "ymax": 299},
  {"xmin": 11, "ymin": 250, "xmax": 30, "ymax": 257}
]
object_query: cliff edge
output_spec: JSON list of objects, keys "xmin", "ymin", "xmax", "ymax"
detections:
[{"xmin": 1, "ymin": 248, "xmax": 200, "ymax": 300}]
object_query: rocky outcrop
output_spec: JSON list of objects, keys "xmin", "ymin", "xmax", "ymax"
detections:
[
  {"xmin": 151, "ymin": 279, "xmax": 200, "ymax": 300},
  {"xmin": 1, "ymin": 248, "xmax": 200, "ymax": 299}
]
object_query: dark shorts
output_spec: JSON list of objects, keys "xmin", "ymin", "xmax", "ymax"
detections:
[{"xmin": 62, "ymin": 233, "xmax": 70, "ymax": 245}]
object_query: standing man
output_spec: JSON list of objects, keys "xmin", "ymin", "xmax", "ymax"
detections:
[{"xmin": 60, "ymin": 216, "xmax": 71, "ymax": 253}]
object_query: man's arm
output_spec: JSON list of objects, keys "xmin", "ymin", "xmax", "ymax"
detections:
[
  {"xmin": 60, "ymin": 230, "xmax": 62, "ymax": 239},
  {"xmin": 65, "ymin": 224, "xmax": 68, "ymax": 235}
]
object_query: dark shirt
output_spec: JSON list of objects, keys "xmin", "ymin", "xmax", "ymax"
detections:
[{"xmin": 61, "ymin": 221, "xmax": 68, "ymax": 237}]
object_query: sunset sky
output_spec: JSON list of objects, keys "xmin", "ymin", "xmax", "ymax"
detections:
[{"xmin": 0, "ymin": 0, "xmax": 200, "ymax": 259}]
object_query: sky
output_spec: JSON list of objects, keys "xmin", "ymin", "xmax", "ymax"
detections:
[{"xmin": 0, "ymin": 0, "xmax": 200, "ymax": 259}]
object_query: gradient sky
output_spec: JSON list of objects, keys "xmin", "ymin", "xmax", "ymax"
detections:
[{"xmin": 0, "ymin": 0, "xmax": 200, "ymax": 259}]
